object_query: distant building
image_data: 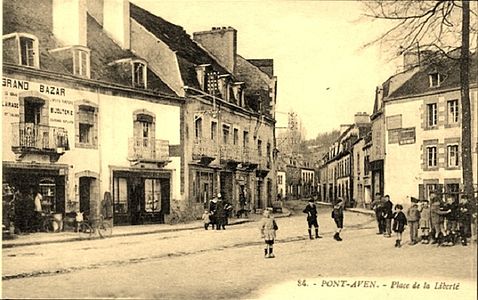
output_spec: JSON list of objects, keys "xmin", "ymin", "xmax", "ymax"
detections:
[{"xmin": 318, "ymin": 113, "xmax": 371, "ymax": 207}]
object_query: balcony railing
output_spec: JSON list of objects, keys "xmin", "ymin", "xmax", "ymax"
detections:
[
  {"xmin": 128, "ymin": 137, "xmax": 169, "ymax": 162},
  {"xmin": 220, "ymin": 144, "xmax": 242, "ymax": 162},
  {"xmin": 243, "ymin": 147, "xmax": 259, "ymax": 165},
  {"xmin": 11, "ymin": 122, "xmax": 69, "ymax": 152},
  {"xmin": 192, "ymin": 139, "xmax": 219, "ymax": 161}
]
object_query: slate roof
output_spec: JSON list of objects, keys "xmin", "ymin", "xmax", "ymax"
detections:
[
  {"xmin": 130, "ymin": 2, "xmax": 230, "ymax": 88},
  {"xmin": 3, "ymin": 0, "xmax": 174, "ymax": 94},
  {"xmin": 387, "ymin": 52, "xmax": 477, "ymax": 99},
  {"xmin": 235, "ymin": 54, "xmax": 273, "ymax": 114},
  {"xmin": 246, "ymin": 59, "xmax": 274, "ymax": 78}
]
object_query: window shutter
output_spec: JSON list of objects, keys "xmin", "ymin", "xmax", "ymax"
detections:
[{"xmin": 418, "ymin": 184, "xmax": 424, "ymax": 200}]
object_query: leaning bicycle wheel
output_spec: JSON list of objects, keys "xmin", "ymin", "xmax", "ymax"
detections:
[
  {"xmin": 97, "ymin": 222, "xmax": 112, "ymax": 238},
  {"xmin": 78, "ymin": 223, "xmax": 93, "ymax": 239},
  {"xmin": 41, "ymin": 218, "xmax": 53, "ymax": 233}
]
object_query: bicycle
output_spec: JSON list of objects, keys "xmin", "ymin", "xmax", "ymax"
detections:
[
  {"xmin": 78, "ymin": 214, "xmax": 112, "ymax": 239},
  {"xmin": 40, "ymin": 212, "xmax": 57, "ymax": 233}
]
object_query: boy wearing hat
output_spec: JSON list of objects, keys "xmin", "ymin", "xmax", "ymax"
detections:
[
  {"xmin": 303, "ymin": 199, "xmax": 322, "ymax": 239},
  {"xmin": 418, "ymin": 199, "xmax": 431, "ymax": 244},
  {"xmin": 406, "ymin": 197, "xmax": 421, "ymax": 245}
]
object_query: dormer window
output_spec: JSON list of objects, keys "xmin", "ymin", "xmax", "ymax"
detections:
[
  {"xmin": 108, "ymin": 58, "xmax": 148, "ymax": 89},
  {"xmin": 73, "ymin": 48, "xmax": 90, "ymax": 78},
  {"xmin": 206, "ymin": 71, "xmax": 219, "ymax": 95},
  {"xmin": 20, "ymin": 37, "xmax": 35, "ymax": 66},
  {"xmin": 3, "ymin": 33, "xmax": 40, "ymax": 68},
  {"xmin": 49, "ymin": 45, "xmax": 91, "ymax": 78},
  {"xmin": 429, "ymin": 72, "xmax": 441, "ymax": 87},
  {"xmin": 133, "ymin": 61, "xmax": 147, "ymax": 89}
]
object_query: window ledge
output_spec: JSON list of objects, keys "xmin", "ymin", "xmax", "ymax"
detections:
[
  {"xmin": 75, "ymin": 142, "xmax": 98, "ymax": 149},
  {"xmin": 424, "ymin": 167, "xmax": 439, "ymax": 172},
  {"xmin": 444, "ymin": 123, "xmax": 460, "ymax": 129},
  {"xmin": 444, "ymin": 166, "xmax": 460, "ymax": 170}
]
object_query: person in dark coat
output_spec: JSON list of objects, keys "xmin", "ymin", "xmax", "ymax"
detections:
[
  {"xmin": 443, "ymin": 195, "xmax": 459, "ymax": 246},
  {"xmin": 303, "ymin": 199, "xmax": 321, "ymax": 239},
  {"xmin": 332, "ymin": 198, "xmax": 345, "ymax": 241},
  {"xmin": 392, "ymin": 204, "xmax": 407, "ymax": 248},
  {"xmin": 458, "ymin": 194, "xmax": 472, "ymax": 246},
  {"xmin": 370, "ymin": 193, "xmax": 384, "ymax": 234},
  {"xmin": 382, "ymin": 195, "xmax": 394, "ymax": 237},
  {"xmin": 208, "ymin": 194, "xmax": 219, "ymax": 230},
  {"xmin": 215, "ymin": 194, "xmax": 226, "ymax": 230}
]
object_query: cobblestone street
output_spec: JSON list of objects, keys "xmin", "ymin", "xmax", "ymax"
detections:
[{"xmin": 2, "ymin": 208, "xmax": 476, "ymax": 299}]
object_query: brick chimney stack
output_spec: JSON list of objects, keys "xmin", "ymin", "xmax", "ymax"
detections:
[{"xmin": 193, "ymin": 27, "xmax": 237, "ymax": 73}]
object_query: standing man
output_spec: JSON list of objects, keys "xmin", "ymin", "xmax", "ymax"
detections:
[
  {"xmin": 215, "ymin": 194, "xmax": 226, "ymax": 230},
  {"xmin": 303, "ymin": 199, "xmax": 322, "ymax": 239},
  {"xmin": 371, "ymin": 193, "xmax": 384, "ymax": 235},
  {"xmin": 382, "ymin": 195, "xmax": 394, "ymax": 238},
  {"xmin": 33, "ymin": 190, "xmax": 43, "ymax": 232}
]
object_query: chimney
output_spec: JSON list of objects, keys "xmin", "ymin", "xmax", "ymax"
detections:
[
  {"xmin": 87, "ymin": 0, "xmax": 104, "ymax": 25},
  {"xmin": 354, "ymin": 112, "xmax": 370, "ymax": 125},
  {"xmin": 193, "ymin": 26, "xmax": 237, "ymax": 73},
  {"xmin": 53, "ymin": 0, "xmax": 87, "ymax": 46},
  {"xmin": 103, "ymin": 0, "xmax": 130, "ymax": 49}
]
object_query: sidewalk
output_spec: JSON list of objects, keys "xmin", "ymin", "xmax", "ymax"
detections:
[
  {"xmin": 2, "ymin": 208, "xmax": 292, "ymax": 248},
  {"xmin": 316, "ymin": 201, "xmax": 375, "ymax": 216}
]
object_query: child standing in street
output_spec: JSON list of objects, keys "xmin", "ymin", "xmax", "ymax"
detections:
[
  {"xmin": 260, "ymin": 209, "xmax": 278, "ymax": 258},
  {"xmin": 303, "ymin": 199, "xmax": 322, "ymax": 239},
  {"xmin": 392, "ymin": 204, "xmax": 407, "ymax": 248},
  {"xmin": 332, "ymin": 198, "xmax": 345, "ymax": 241},
  {"xmin": 406, "ymin": 197, "xmax": 421, "ymax": 245},
  {"xmin": 419, "ymin": 199, "xmax": 431, "ymax": 244},
  {"xmin": 202, "ymin": 210, "xmax": 211, "ymax": 230}
]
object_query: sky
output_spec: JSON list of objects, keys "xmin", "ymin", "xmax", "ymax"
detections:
[{"xmin": 131, "ymin": 0, "xmax": 400, "ymax": 139}]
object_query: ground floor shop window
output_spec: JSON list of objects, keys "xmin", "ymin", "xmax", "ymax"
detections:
[
  {"xmin": 113, "ymin": 177, "xmax": 128, "ymax": 214},
  {"xmin": 145, "ymin": 179, "xmax": 161, "ymax": 212}
]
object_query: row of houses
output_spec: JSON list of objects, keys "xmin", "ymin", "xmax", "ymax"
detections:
[
  {"xmin": 317, "ymin": 50, "xmax": 478, "ymax": 207},
  {"xmin": 2, "ymin": 0, "xmax": 277, "ymax": 226}
]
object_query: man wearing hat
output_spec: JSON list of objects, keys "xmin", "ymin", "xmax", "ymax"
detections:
[
  {"xmin": 406, "ymin": 197, "xmax": 421, "ymax": 245},
  {"xmin": 303, "ymin": 199, "xmax": 322, "ymax": 239}
]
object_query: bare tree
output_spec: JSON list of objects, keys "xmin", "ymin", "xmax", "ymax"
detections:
[{"xmin": 362, "ymin": 1, "xmax": 477, "ymax": 200}]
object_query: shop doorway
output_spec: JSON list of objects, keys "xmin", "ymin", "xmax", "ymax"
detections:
[{"xmin": 113, "ymin": 171, "xmax": 171, "ymax": 225}]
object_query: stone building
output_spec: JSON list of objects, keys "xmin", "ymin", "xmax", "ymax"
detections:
[
  {"xmin": 2, "ymin": 0, "xmax": 277, "ymax": 228},
  {"xmin": 381, "ymin": 52, "xmax": 477, "ymax": 205},
  {"xmin": 2, "ymin": 0, "xmax": 182, "ymax": 226}
]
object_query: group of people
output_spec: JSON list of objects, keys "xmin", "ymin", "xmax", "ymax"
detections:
[
  {"xmin": 302, "ymin": 198, "xmax": 345, "ymax": 241},
  {"xmin": 372, "ymin": 192, "xmax": 474, "ymax": 248},
  {"xmin": 201, "ymin": 193, "xmax": 233, "ymax": 230},
  {"xmin": 3, "ymin": 188, "xmax": 46, "ymax": 234},
  {"xmin": 257, "ymin": 198, "xmax": 346, "ymax": 259}
]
